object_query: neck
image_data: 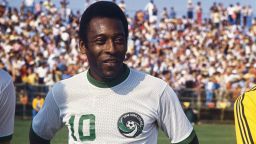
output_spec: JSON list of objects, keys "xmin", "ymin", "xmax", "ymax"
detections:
[{"xmin": 87, "ymin": 64, "xmax": 130, "ymax": 88}]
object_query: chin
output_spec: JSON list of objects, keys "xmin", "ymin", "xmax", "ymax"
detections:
[
  {"xmin": 102, "ymin": 64, "xmax": 122, "ymax": 76},
  {"xmin": 102, "ymin": 71, "xmax": 118, "ymax": 80},
  {"xmin": 98, "ymin": 62, "xmax": 124, "ymax": 80}
]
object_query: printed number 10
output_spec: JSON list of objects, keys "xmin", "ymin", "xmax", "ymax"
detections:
[{"xmin": 69, "ymin": 114, "xmax": 96, "ymax": 141}]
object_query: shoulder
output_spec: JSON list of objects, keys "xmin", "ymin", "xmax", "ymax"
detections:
[
  {"xmin": 235, "ymin": 86, "xmax": 256, "ymax": 108},
  {"xmin": 239, "ymin": 86, "xmax": 256, "ymax": 100},
  {"xmin": 246, "ymin": 86, "xmax": 256, "ymax": 100},
  {"xmin": 246, "ymin": 85, "xmax": 256, "ymax": 93},
  {"xmin": 0, "ymin": 69, "xmax": 13, "ymax": 93},
  {"xmin": 130, "ymin": 68, "xmax": 167, "ymax": 87},
  {"xmin": 0, "ymin": 69, "xmax": 12, "ymax": 84},
  {"xmin": 49, "ymin": 71, "xmax": 87, "ymax": 100},
  {"xmin": 128, "ymin": 68, "xmax": 168, "ymax": 98},
  {"xmin": 52, "ymin": 71, "xmax": 87, "ymax": 90}
]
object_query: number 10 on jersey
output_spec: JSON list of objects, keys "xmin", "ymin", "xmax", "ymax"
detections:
[{"xmin": 69, "ymin": 114, "xmax": 96, "ymax": 141}]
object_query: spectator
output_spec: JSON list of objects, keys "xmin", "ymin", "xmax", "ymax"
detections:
[
  {"xmin": 205, "ymin": 77, "xmax": 215, "ymax": 105},
  {"xmin": 19, "ymin": 90, "xmax": 28, "ymax": 119},
  {"xmin": 227, "ymin": 4, "xmax": 235, "ymax": 25},
  {"xmin": 60, "ymin": 0, "xmax": 71, "ymax": 22},
  {"xmin": 195, "ymin": 1, "xmax": 202, "ymax": 25},
  {"xmin": 247, "ymin": 5, "xmax": 253, "ymax": 27},
  {"xmin": 187, "ymin": 0, "xmax": 194, "ymax": 20},
  {"xmin": 183, "ymin": 102, "xmax": 198, "ymax": 125},
  {"xmin": 144, "ymin": 0, "xmax": 157, "ymax": 22},
  {"xmin": 23, "ymin": 0, "xmax": 35, "ymax": 14},
  {"xmin": 242, "ymin": 6, "xmax": 248, "ymax": 27},
  {"xmin": 161, "ymin": 7, "xmax": 169, "ymax": 19},
  {"xmin": 211, "ymin": 6, "xmax": 221, "ymax": 28},
  {"xmin": 0, "ymin": 1, "xmax": 255, "ymax": 109},
  {"xmin": 36, "ymin": 62, "xmax": 48, "ymax": 85},
  {"xmin": 118, "ymin": 0, "xmax": 126, "ymax": 12},
  {"xmin": 32, "ymin": 95, "xmax": 44, "ymax": 118},
  {"xmin": 234, "ymin": 2, "xmax": 241, "ymax": 25},
  {"xmin": 169, "ymin": 7, "xmax": 176, "ymax": 19}
]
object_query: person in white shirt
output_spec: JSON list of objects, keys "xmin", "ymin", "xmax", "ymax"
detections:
[
  {"xmin": 118, "ymin": 0, "xmax": 126, "ymax": 12},
  {"xmin": 144, "ymin": 0, "xmax": 154, "ymax": 17},
  {"xmin": 187, "ymin": 0, "xmax": 194, "ymax": 20},
  {"xmin": 0, "ymin": 69, "xmax": 16, "ymax": 144},
  {"xmin": 234, "ymin": 3, "xmax": 241, "ymax": 25},
  {"xmin": 227, "ymin": 4, "xmax": 235, "ymax": 25},
  {"xmin": 30, "ymin": 1, "xmax": 199, "ymax": 144},
  {"xmin": 23, "ymin": 0, "xmax": 35, "ymax": 14}
]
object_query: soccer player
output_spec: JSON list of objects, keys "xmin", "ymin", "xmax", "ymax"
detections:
[
  {"xmin": 30, "ymin": 1, "xmax": 198, "ymax": 144},
  {"xmin": 234, "ymin": 87, "xmax": 256, "ymax": 143},
  {"xmin": 0, "ymin": 69, "xmax": 16, "ymax": 144}
]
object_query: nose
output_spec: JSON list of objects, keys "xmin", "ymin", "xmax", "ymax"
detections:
[{"xmin": 106, "ymin": 39, "xmax": 115, "ymax": 53}]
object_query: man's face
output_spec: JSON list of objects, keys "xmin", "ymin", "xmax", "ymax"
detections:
[
  {"xmin": 80, "ymin": 17, "xmax": 127, "ymax": 81},
  {"xmin": 0, "ymin": 5, "xmax": 5, "ymax": 17}
]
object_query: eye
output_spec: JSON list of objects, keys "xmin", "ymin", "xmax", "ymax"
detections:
[
  {"xmin": 94, "ymin": 37, "xmax": 107, "ymax": 45},
  {"xmin": 114, "ymin": 36, "xmax": 125, "ymax": 44}
]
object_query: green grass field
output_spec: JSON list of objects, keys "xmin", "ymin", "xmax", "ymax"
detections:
[{"xmin": 13, "ymin": 119, "xmax": 236, "ymax": 144}]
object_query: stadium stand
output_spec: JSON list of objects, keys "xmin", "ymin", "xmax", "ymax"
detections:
[{"xmin": 0, "ymin": 0, "xmax": 255, "ymax": 122}]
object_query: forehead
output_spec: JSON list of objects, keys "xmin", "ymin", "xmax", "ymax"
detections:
[{"xmin": 87, "ymin": 17, "xmax": 125, "ymax": 36}]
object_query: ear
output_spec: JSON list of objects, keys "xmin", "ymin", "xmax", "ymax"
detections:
[{"xmin": 79, "ymin": 40, "xmax": 87, "ymax": 54}]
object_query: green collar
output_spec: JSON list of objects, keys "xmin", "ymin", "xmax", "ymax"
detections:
[{"xmin": 87, "ymin": 65, "xmax": 130, "ymax": 88}]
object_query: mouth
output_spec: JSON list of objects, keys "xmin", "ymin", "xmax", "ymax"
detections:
[
  {"xmin": 103, "ymin": 58, "xmax": 119, "ymax": 63},
  {"xmin": 102, "ymin": 59, "xmax": 119, "ymax": 66}
]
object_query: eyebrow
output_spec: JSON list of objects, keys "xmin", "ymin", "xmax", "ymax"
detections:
[{"xmin": 91, "ymin": 33, "xmax": 125, "ymax": 39}]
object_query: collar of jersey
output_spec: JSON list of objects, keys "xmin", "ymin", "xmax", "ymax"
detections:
[{"xmin": 87, "ymin": 64, "xmax": 130, "ymax": 88}]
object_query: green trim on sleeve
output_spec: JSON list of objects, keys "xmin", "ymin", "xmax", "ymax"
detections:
[
  {"xmin": 87, "ymin": 64, "xmax": 130, "ymax": 88},
  {"xmin": 0, "ymin": 134, "xmax": 12, "ymax": 142},
  {"xmin": 173, "ymin": 129, "xmax": 198, "ymax": 144}
]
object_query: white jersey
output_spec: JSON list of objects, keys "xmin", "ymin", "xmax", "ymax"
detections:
[
  {"xmin": 0, "ymin": 69, "xmax": 16, "ymax": 139},
  {"xmin": 32, "ymin": 67, "xmax": 193, "ymax": 143}
]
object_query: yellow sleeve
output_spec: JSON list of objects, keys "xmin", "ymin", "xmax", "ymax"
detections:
[
  {"xmin": 32, "ymin": 99, "xmax": 37, "ymax": 110},
  {"xmin": 234, "ymin": 92, "xmax": 256, "ymax": 144}
]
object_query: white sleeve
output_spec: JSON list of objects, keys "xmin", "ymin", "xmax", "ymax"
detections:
[
  {"xmin": 0, "ymin": 80, "xmax": 16, "ymax": 137},
  {"xmin": 32, "ymin": 89, "xmax": 63, "ymax": 140},
  {"xmin": 157, "ymin": 85, "xmax": 193, "ymax": 143}
]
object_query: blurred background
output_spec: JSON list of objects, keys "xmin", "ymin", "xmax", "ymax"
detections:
[
  {"xmin": 6, "ymin": 0, "xmax": 256, "ymax": 18},
  {"xmin": 1, "ymin": 0, "xmax": 256, "ymax": 143}
]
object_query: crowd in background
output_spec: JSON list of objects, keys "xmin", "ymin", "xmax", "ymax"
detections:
[{"xmin": 0, "ymin": 0, "xmax": 256, "ymax": 108}]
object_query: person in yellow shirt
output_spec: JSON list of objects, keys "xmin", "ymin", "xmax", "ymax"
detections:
[
  {"xmin": 234, "ymin": 86, "xmax": 256, "ymax": 143},
  {"xmin": 26, "ymin": 68, "xmax": 39, "ymax": 100},
  {"xmin": 27, "ymin": 68, "xmax": 39, "ymax": 85},
  {"xmin": 32, "ymin": 95, "xmax": 44, "ymax": 119}
]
